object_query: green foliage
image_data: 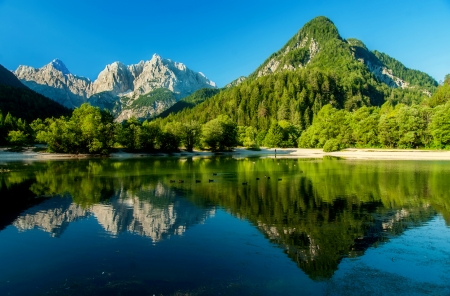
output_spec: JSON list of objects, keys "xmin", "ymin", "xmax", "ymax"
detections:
[
  {"xmin": 7, "ymin": 130, "xmax": 29, "ymax": 147},
  {"xmin": 175, "ymin": 121, "xmax": 202, "ymax": 152},
  {"xmin": 116, "ymin": 117, "xmax": 143, "ymax": 150},
  {"xmin": 238, "ymin": 126, "xmax": 258, "ymax": 148},
  {"xmin": 430, "ymin": 102, "xmax": 450, "ymax": 149},
  {"xmin": 263, "ymin": 122, "xmax": 285, "ymax": 148},
  {"xmin": 141, "ymin": 120, "xmax": 162, "ymax": 151},
  {"xmin": 128, "ymin": 88, "xmax": 176, "ymax": 109},
  {"xmin": 263, "ymin": 121, "xmax": 300, "ymax": 148},
  {"xmin": 373, "ymin": 50, "xmax": 438, "ymax": 92},
  {"xmin": 32, "ymin": 103, "xmax": 115, "ymax": 154},
  {"xmin": 202, "ymin": 115, "xmax": 238, "ymax": 151},
  {"xmin": 157, "ymin": 88, "xmax": 220, "ymax": 118},
  {"xmin": 351, "ymin": 106, "xmax": 380, "ymax": 147},
  {"xmin": 384, "ymin": 87, "xmax": 429, "ymax": 106},
  {"xmin": 298, "ymin": 105, "xmax": 350, "ymax": 148},
  {"xmin": 158, "ymin": 124, "xmax": 180, "ymax": 152},
  {"xmin": 256, "ymin": 130, "xmax": 267, "ymax": 147},
  {"xmin": 377, "ymin": 107, "xmax": 400, "ymax": 148},
  {"xmin": 161, "ymin": 68, "xmax": 347, "ymax": 133},
  {"xmin": 250, "ymin": 16, "xmax": 341, "ymax": 79},
  {"xmin": 322, "ymin": 139, "xmax": 341, "ymax": 152},
  {"xmin": 299, "ymin": 103, "xmax": 440, "ymax": 150},
  {"xmin": 396, "ymin": 105, "xmax": 430, "ymax": 148},
  {"xmin": 426, "ymin": 76, "xmax": 450, "ymax": 108},
  {"xmin": 445, "ymin": 74, "xmax": 450, "ymax": 85},
  {"xmin": 0, "ymin": 110, "xmax": 30, "ymax": 146}
]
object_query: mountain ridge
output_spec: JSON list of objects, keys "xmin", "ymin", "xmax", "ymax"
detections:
[{"xmin": 14, "ymin": 54, "xmax": 216, "ymax": 121}]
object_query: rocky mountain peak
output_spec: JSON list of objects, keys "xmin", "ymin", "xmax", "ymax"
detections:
[
  {"xmin": 151, "ymin": 53, "xmax": 162, "ymax": 60},
  {"xmin": 49, "ymin": 58, "xmax": 70, "ymax": 75},
  {"xmin": 92, "ymin": 61, "xmax": 133, "ymax": 96},
  {"xmin": 253, "ymin": 16, "xmax": 341, "ymax": 78}
]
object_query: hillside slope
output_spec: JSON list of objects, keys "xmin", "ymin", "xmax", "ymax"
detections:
[
  {"xmin": 0, "ymin": 63, "xmax": 70, "ymax": 121},
  {"xmin": 0, "ymin": 64, "xmax": 28, "ymax": 89},
  {"xmin": 159, "ymin": 17, "xmax": 437, "ymax": 129}
]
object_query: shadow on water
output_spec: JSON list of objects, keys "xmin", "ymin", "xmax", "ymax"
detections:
[
  {"xmin": 0, "ymin": 156, "xmax": 450, "ymax": 292},
  {"xmin": 0, "ymin": 178, "xmax": 49, "ymax": 231}
]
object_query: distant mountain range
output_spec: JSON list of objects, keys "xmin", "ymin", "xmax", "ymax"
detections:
[{"xmin": 13, "ymin": 54, "xmax": 216, "ymax": 121}]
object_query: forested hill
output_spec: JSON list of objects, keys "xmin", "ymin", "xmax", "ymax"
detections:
[
  {"xmin": 0, "ymin": 64, "xmax": 27, "ymax": 89},
  {"xmin": 251, "ymin": 16, "xmax": 436, "ymax": 94},
  {"xmin": 157, "ymin": 16, "xmax": 438, "ymax": 131},
  {"xmin": 0, "ymin": 84, "xmax": 71, "ymax": 122},
  {"xmin": 157, "ymin": 88, "xmax": 220, "ymax": 119},
  {"xmin": 0, "ymin": 64, "xmax": 71, "ymax": 121}
]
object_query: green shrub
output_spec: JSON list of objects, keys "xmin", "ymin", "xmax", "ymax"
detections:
[{"xmin": 323, "ymin": 139, "xmax": 341, "ymax": 152}]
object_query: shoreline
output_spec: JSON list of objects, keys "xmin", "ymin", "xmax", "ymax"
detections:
[{"xmin": 2, "ymin": 147, "xmax": 450, "ymax": 162}]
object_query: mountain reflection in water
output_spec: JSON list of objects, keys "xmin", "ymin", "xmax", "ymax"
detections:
[
  {"xmin": 1, "ymin": 157, "xmax": 450, "ymax": 284},
  {"xmin": 12, "ymin": 185, "xmax": 215, "ymax": 241}
]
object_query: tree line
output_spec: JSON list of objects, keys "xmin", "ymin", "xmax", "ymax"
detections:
[
  {"xmin": 299, "ymin": 101, "xmax": 450, "ymax": 151},
  {"xmin": 2, "ymin": 74, "xmax": 449, "ymax": 154},
  {"xmin": 4, "ymin": 103, "xmax": 239, "ymax": 154}
]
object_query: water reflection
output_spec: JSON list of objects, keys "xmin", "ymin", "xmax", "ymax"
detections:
[
  {"xmin": 12, "ymin": 184, "xmax": 215, "ymax": 241},
  {"xmin": 1, "ymin": 157, "xmax": 450, "ymax": 281}
]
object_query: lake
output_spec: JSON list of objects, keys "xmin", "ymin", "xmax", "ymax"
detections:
[{"xmin": 0, "ymin": 156, "xmax": 450, "ymax": 295}]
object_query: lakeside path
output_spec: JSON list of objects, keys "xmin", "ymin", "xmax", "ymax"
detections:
[{"xmin": 2, "ymin": 147, "xmax": 450, "ymax": 162}]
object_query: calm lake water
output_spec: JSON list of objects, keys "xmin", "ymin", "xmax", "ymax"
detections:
[{"xmin": 1, "ymin": 156, "xmax": 450, "ymax": 295}]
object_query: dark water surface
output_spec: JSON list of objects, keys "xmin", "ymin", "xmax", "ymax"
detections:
[{"xmin": 0, "ymin": 156, "xmax": 450, "ymax": 295}]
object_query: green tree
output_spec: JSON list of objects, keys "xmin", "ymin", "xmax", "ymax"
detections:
[
  {"xmin": 141, "ymin": 120, "xmax": 162, "ymax": 151},
  {"xmin": 351, "ymin": 107, "xmax": 380, "ymax": 147},
  {"xmin": 278, "ymin": 120, "xmax": 301, "ymax": 147},
  {"xmin": 396, "ymin": 105, "xmax": 427, "ymax": 148},
  {"xmin": 32, "ymin": 103, "xmax": 115, "ymax": 154},
  {"xmin": 202, "ymin": 115, "xmax": 238, "ymax": 151},
  {"xmin": 71, "ymin": 104, "xmax": 116, "ymax": 154},
  {"xmin": 430, "ymin": 102, "xmax": 450, "ymax": 149},
  {"xmin": 177, "ymin": 121, "xmax": 202, "ymax": 152},
  {"xmin": 378, "ymin": 104, "xmax": 400, "ymax": 148},
  {"xmin": 117, "ymin": 117, "xmax": 142, "ymax": 150},
  {"xmin": 427, "ymin": 74, "xmax": 450, "ymax": 108},
  {"xmin": 263, "ymin": 122, "xmax": 285, "ymax": 148},
  {"xmin": 298, "ymin": 105, "xmax": 351, "ymax": 148},
  {"xmin": 7, "ymin": 130, "xmax": 29, "ymax": 147},
  {"xmin": 158, "ymin": 123, "xmax": 180, "ymax": 152}
]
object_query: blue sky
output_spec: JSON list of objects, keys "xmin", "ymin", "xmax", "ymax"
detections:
[{"xmin": 1, "ymin": 0, "xmax": 449, "ymax": 87}]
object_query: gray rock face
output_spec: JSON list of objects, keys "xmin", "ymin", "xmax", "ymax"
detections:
[
  {"xmin": 225, "ymin": 76, "xmax": 246, "ymax": 88},
  {"xmin": 131, "ymin": 54, "xmax": 216, "ymax": 99},
  {"xmin": 115, "ymin": 98, "xmax": 176, "ymax": 122},
  {"xmin": 257, "ymin": 36, "xmax": 319, "ymax": 77},
  {"xmin": 14, "ymin": 55, "xmax": 216, "ymax": 119},
  {"xmin": 92, "ymin": 61, "xmax": 134, "ymax": 96},
  {"xmin": 15, "ymin": 60, "xmax": 93, "ymax": 108}
]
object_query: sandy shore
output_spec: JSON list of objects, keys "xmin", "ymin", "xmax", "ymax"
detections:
[
  {"xmin": 1, "ymin": 147, "xmax": 450, "ymax": 162},
  {"xmin": 232, "ymin": 147, "xmax": 450, "ymax": 160}
]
